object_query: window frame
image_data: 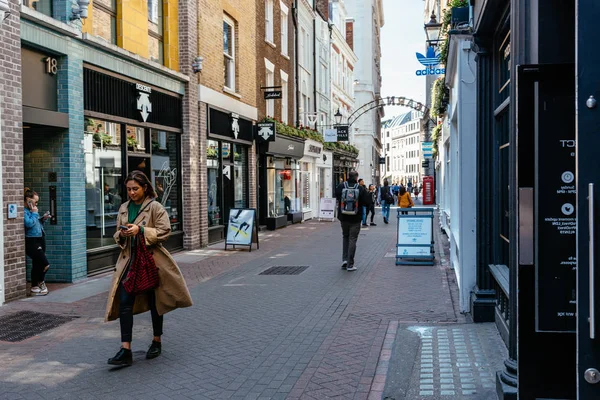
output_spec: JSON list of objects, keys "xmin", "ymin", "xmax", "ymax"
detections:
[
  {"xmin": 265, "ymin": 0, "xmax": 274, "ymax": 44},
  {"xmin": 280, "ymin": 70, "xmax": 289, "ymax": 124},
  {"xmin": 280, "ymin": 1, "xmax": 289, "ymax": 56},
  {"xmin": 265, "ymin": 58, "xmax": 275, "ymax": 117},
  {"xmin": 223, "ymin": 15, "xmax": 237, "ymax": 91},
  {"xmin": 92, "ymin": 0, "xmax": 117, "ymax": 44},
  {"xmin": 147, "ymin": 0, "xmax": 164, "ymax": 64}
]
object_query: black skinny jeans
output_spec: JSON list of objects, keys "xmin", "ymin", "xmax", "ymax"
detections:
[
  {"xmin": 26, "ymin": 236, "xmax": 49, "ymax": 287},
  {"xmin": 119, "ymin": 281, "xmax": 163, "ymax": 343},
  {"xmin": 367, "ymin": 205, "xmax": 375, "ymax": 223}
]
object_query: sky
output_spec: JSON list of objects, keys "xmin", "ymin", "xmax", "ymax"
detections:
[{"xmin": 380, "ymin": 0, "xmax": 427, "ymax": 120}]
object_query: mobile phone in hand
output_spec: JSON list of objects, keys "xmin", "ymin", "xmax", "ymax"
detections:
[{"xmin": 119, "ymin": 225, "xmax": 128, "ymax": 230}]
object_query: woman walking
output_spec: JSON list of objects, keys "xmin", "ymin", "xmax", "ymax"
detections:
[
  {"xmin": 24, "ymin": 188, "xmax": 51, "ymax": 296},
  {"xmin": 397, "ymin": 185, "xmax": 415, "ymax": 214},
  {"xmin": 106, "ymin": 171, "xmax": 192, "ymax": 366}
]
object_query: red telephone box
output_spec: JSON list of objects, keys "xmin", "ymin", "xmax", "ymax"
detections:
[{"xmin": 422, "ymin": 176, "xmax": 435, "ymax": 205}]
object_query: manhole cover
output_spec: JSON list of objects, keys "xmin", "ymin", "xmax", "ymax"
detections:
[
  {"xmin": 0, "ymin": 311, "xmax": 76, "ymax": 342},
  {"xmin": 259, "ymin": 266, "xmax": 309, "ymax": 275}
]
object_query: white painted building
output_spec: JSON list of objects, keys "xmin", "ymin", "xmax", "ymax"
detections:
[
  {"xmin": 344, "ymin": 0, "xmax": 384, "ymax": 184},
  {"xmin": 315, "ymin": 7, "xmax": 331, "ymax": 132},
  {"xmin": 297, "ymin": 0, "xmax": 316, "ymax": 127},
  {"xmin": 330, "ymin": 0, "xmax": 357, "ymax": 139},
  {"xmin": 380, "ymin": 111, "xmax": 422, "ymax": 186}
]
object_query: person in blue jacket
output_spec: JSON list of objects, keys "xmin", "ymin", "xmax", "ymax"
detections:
[{"xmin": 24, "ymin": 188, "xmax": 51, "ymax": 296}]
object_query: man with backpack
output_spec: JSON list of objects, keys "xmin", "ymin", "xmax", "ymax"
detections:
[{"xmin": 336, "ymin": 171, "xmax": 371, "ymax": 271}]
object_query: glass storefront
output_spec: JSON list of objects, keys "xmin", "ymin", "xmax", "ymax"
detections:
[
  {"xmin": 206, "ymin": 139, "xmax": 249, "ymax": 228},
  {"xmin": 84, "ymin": 118, "xmax": 181, "ymax": 250},
  {"xmin": 301, "ymin": 162, "xmax": 311, "ymax": 211},
  {"xmin": 266, "ymin": 158, "xmax": 300, "ymax": 217}
]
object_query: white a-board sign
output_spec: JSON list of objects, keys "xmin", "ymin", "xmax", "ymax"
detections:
[
  {"xmin": 319, "ymin": 198, "xmax": 336, "ymax": 220},
  {"xmin": 225, "ymin": 208, "xmax": 259, "ymax": 251},
  {"xmin": 396, "ymin": 208, "xmax": 435, "ymax": 265}
]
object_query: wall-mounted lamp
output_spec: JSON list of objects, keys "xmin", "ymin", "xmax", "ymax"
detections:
[
  {"xmin": 0, "ymin": 0, "xmax": 10, "ymax": 24},
  {"xmin": 192, "ymin": 56, "xmax": 204, "ymax": 74},
  {"xmin": 424, "ymin": 11, "xmax": 442, "ymax": 47},
  {"xmin": 71, "ymin": 0, "xmax": 90, "ymax": 20}
]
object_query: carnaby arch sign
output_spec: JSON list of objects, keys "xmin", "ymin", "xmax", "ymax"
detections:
[
  {"xmin": 415, "ymin": 46, "xmax": 445, "ymax": 76},
  {"xmin": 347, "ymin": 96, "xmax": 435, "ymax": 128}
]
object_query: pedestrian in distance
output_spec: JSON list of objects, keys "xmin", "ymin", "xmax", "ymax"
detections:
[
  {"xmin": 366, "ymin": 184, "xmax": 377, "ymax": 226},
  {"xmin": 358, "ymin": 179, "xmax": 369, "ymax": 227},
  {"xmin": 336, "ymin": 171, "xmax": 371, "ymax": 271},
  {"xmin": 24, "ymin": 188, "xmax": 52, "ymax": 296},
  {"xmin": 379, "ymin": 179, "xmax": 395, "ymax": 224},
  {"xmin": 398, "ymin": 185, "xmax": 414, "ymax": 215},
  {"xmin": 106, "ymin": 170, "xmax": 193, "ymax": 367}
]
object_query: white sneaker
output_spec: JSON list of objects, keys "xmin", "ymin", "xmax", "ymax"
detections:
[
  {"xmin": 347, "ymin": 266, "xmax": 357, "ymax": 271},
  {"xmin": 32, "ymin": 283, "xmax": 48, "ymax": 296}
]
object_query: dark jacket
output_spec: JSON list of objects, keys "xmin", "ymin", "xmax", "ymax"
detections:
[{"xmin": 335, "ymin": 179, "xmax": 371, "ymax": 222}]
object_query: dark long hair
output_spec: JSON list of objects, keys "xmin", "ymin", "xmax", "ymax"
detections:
[
  {"xmin": 383, "ymin": 179, "xmax": 389, "ymax": 188},
  {"xmin": 125, "ymin": 170, "xmax": 157, "ymax": 199},
  {"xmin": 399, "ymin": 186, "xmax": 407, "ymax": 195}
]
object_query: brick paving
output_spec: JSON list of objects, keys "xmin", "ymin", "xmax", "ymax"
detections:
[{"xmin": 0, "ymin": 209, "xmax": 505, "ymax": 400}]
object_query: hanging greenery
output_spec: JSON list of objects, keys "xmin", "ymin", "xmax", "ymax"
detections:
[
  {"xmin": 431, "ymin": 77, "xmax": 448, "ymax": 118},
  {"xmin": 438, "ymin": 0, "xmax": 468, "ymax": 66},
  {"xmin": 261, "ymin": 117, "xmax": 359, "ymax": 156},
  {"xmin": 431, "ymin": 123, "xmax": 442, "ymax": 160}
]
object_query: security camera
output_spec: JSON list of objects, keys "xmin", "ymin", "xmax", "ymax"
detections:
[
  {"xmin": 0, "ymin": 0, "xmax": 10, "ymax": 23},
  {"xmin": 192, "ymin": 56, "xmax": 204, "ymax": 74},
  {"xmin": 71, "ymin": 0, "xmax": 90, "ymax": 20}
]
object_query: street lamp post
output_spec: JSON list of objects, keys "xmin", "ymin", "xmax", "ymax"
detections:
[
  {"xmin": 334, "ymin": 108, "xmax": 343, "ymax": 126},
  {"xmin": 424, "ymin": 11, "xmax": 442, "ymax": 48}
]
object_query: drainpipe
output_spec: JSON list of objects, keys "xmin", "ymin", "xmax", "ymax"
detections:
[{"xmin": 292, "ymin": 0, "xmax": 300, "ymax": 127}]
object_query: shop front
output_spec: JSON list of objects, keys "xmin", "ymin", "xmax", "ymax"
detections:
[
  {"xmin": 333, "ymin": 151, "xmax": 359, "ymax": 188},
  {"xmin": 83, "ymin": 66, "xmax": 183, "ymax": 275},
  {"xmin": 207, "ymin": 107, "xmax": 254, "ymax": 244},
  {"xmin": 317, "ymin": 150, "xmax": 334, "ymax": 200},
  {"xmin": 258, "ymin": 135, "xmax": 305, "ymax": 230},
  {"xmin": 298, "ymin": 139, "xmax": 324, "ymax": 221}
]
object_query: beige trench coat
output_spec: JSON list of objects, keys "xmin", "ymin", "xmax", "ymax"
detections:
[{"xmin": 105, "ymin": 198, "xmax": 193, "ymax": 322}]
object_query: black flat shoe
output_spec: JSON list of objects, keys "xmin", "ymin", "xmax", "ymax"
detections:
[
  {"xmin": 146, "ymin": 340, "xmax": 162, "ymax": 359},
  {"xmin": 107, "ymin": 348, "xmax": 132, "ymax": 366}
]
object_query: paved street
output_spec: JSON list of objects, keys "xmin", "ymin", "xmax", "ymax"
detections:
[{"xmin": 0, "ymin": 208, "xmax": 506, "ymax": 400}]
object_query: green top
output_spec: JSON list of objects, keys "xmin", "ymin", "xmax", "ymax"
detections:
[{"xmin": 128, "ymin": 201, "xmax": 142, "ymax": 224}]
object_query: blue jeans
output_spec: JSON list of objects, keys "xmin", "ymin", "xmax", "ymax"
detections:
[
  {"xmin": 362, "ymin": 206, "xmax": 367, "ymax": 224},
  {"xmin": 382, "ymin": 201, "xmax": 391, "ymax": 221}
]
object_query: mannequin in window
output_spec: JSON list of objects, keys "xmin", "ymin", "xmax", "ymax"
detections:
[{"xmin": 284, "ymin": 196, "xmax": 291, "ymax": 215}]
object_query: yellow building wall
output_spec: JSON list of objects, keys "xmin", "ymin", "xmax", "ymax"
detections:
[
  {"xmin": 163, "ymin": 0, "xmax": 179, "ymax": 70},
  {"xmin": 198, "ymin": 0, "xmax": 257, "ymax": 108},
  {"xmin": 117, "ymin": 0, "xmax": 149, "ymax": 58},
  {"xmin": 82, "ymin": 0, "xmax": 179, "ymax": 70}
]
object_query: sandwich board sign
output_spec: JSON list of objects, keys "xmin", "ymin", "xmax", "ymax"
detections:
[
  {"xmin": 225, "ymin": 208, "xmax": 259, "ymax": 252},
  {"xmin": 396, "ymin": 208, "xmax": 435, "ymax": 265}
]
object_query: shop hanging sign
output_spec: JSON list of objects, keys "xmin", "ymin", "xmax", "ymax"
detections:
[
  {"xmin": 336, "ymin": 125, "xmax": 349, "ymax": 141},
  {"xmin": 415, "ymin": 47, "xmax": 446, "ymax": 76},
  {"xmin": 256, "ymin": 121, "xmax": 276, "ymax": 142},
  {"xmin": 264, "ymin": 90, "xmax": 282, "ymax": 99},
  {"xmin": 421, "ymin": 141, "xmax": 433, "ymax": 159},
  {"xmin": 324, "ymin": 128, "xmax": 338, "ymax": 143},
  {"xmin": 225, "ymin": 208, "xmax": 259, "ymax": 252}
]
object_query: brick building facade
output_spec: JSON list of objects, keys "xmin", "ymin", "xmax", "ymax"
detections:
[
  {"xmin": 1, "ymin": 0, "xmax": 24, "ymax": 303},
  {"xmin": 198, "ymin": 0, "xmax": 258, "ymax": 244},
  {"xmin": 256, "ymin": 0, "xmax": 294, "ymax": 123}
]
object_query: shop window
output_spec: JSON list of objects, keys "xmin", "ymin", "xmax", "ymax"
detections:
[
  {"xmin": 23, "ymin": 0, "xmax": 52, "ymax": 17},
  {"xmin": 207, "ymin": 140, "xmax": 221, "ymax": 227},
  {"xmin": 234, "ymin": 144, "xmax": 248, "ymax": 209},
  {"xmin": 92, "ymin": 0, "xmax": 117, "ymax": 44},
  {"xmin": 267, "ymin": 158, "xmax": 299, "ymax": 217},
  {"xmin": 151, "ymin": 130, "xmax": 181, "ymax": 231},
  {"xmin": 223, "ymin": 16, "xmax": 236, "ymax": 91},
  {"xmin": 148, "ymin": 0, "xmax": 164, "ymax": 64},
  {"xmin": 126, "ymin": 125, "xmax": 146, "ymax": 151},
  {"xmin": 301, "ymin": 162, "xmax": 310, "ymax": 211},
  {"xmin": 84, "ymin": 120, "xmax": 124, "ymax": 249}
]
